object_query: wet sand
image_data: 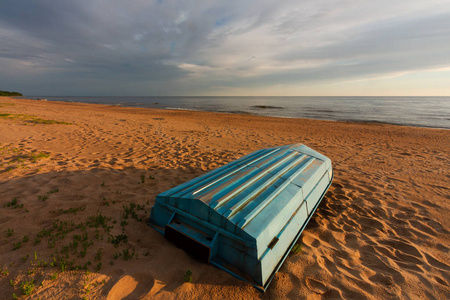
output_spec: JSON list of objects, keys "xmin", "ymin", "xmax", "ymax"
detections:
[{"xmin": 0, "ymin": 96, "xmax": 449, "ymax": 299}]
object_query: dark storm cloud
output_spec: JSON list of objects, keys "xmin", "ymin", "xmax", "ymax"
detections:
[{"xmin": 0, "ymin": 1, "xmax": 189, "ymax": 79}]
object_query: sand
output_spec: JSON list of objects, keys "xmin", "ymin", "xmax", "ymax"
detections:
[{"xmin": 0, "ymin": 96, "xmax": 448, "ymax": 299}]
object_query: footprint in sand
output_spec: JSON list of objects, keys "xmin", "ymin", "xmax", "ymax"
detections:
[
  {"xmin": 107, "ymin": 273, "xmax": 155, "ymax": 300},
  {"xmin": 305, "ymin": 277, "xmax": 327, "ymax": 294}
]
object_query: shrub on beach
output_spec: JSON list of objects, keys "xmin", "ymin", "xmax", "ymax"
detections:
[{"xmin": 0, "ymin": 90, "xmax": 22, "ymax": 96}]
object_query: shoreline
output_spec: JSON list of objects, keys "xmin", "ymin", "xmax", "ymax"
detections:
[
  {"xmin": 18, "ymin": 96, "xmax": 450, "ymax": 130},
  {"xmin": 0, "ymin": 96, "xmax": 449, "ymax": 299}
]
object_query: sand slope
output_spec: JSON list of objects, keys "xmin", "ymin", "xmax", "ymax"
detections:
[{"xmin": 0, "ymin": 97, "xmax": 449, "ymax": 299}]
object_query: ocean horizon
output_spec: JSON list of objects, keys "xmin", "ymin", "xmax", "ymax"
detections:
[{"xmin": 21, "ymin": 96, "xmax": 450, "ymax": 129}]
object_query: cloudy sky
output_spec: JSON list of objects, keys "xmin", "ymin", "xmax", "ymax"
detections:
[{"xmin": 1, "ymin": 0, "xmax": 449, "ymax": 96}]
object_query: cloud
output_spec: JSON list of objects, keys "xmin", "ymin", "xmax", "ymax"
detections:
[
  {"xmin": 180, "ymin": 1, "xmax": 450, "ymax": 86},
  {"xmin": 0, "ymin": 0, "xmax": 449, "ymax": 95}
]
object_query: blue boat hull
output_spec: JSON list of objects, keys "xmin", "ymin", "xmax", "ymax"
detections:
[{"xmin": 149, "ymin": 144, "xmax": 333, "ymax": 290}]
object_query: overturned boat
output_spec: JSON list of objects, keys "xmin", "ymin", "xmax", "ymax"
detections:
[{"xmin": 148, "ymin": 143, "xmax": 333, "ymax": 291}]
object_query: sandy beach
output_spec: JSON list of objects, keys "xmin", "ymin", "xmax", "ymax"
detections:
[{"xmin": 0, "ymin": 96, "xmax": 449, "ymax": 299}]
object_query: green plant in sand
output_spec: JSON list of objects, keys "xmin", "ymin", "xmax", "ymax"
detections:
[
  {"xmin": 87, "ymin": 212, "xmax": 110, "ymax": 228},
  {"xmin": 52, "ymin": 205, "xmax": 86, "ymax": 215},
  {"xmin": 48, "ymin": 188, "xmax": 59, "ymax": 194},
  {"xmin": 20, "ymin": 279, "xmax": 35, "ymax": 296},
  {"xmin": 28, "ymin": 151, "xmax": 50, "ymax": 162},
  {"xmin": 184, "ymin": 268, "xmax": 193, "ymax": 283},
  {"xmin": 28, "ymin": 118, "xmax": 71, "ymax": 125},
  {"xmin": 110, "ymin": 233, "xmax": 127, "ymax": 246},
  {"xmin": 38, "ymin": 195, "xmax": 49, "ymax": 202},
  {"xmin": 0, "ymin": 268, "xmax": 10, "ymax": 276},
  {"xmin": 5, "ymin": 228, "xmax": 14, "ymax": 237},
  {"xmin": 291, "ymin": 244, "xmax": 302, "ymax": 254},
  {"xmin": 4, "ymin": 198, "xmax": 19, "ymax": 208},
  {"xmin": 13, "ymin": 241, "xmax": 21, "ymax": 250},
  {"xmin": 50, "ymin": 272, "xmax": 58, "ymax": 281},
  {"xmin": 94, "ymin": 249, "xmax": 102, "ymax": 261},
  {"xmin": 122, "ymin": 248, "xmax": 135, "ymax": 261}
]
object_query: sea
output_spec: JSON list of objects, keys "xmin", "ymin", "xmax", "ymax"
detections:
[{"xmin": 22, "ymin": 96, "xmax": 450, "ymax": 129}]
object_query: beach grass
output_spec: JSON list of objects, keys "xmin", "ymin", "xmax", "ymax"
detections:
[{"xmin": 0, "ymin": 113, "xmax": 71, "ymax": 125}]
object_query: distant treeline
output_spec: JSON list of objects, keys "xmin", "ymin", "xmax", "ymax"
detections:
[{"xmin": 0, "ymin": 90, "xmax": 23, "ymax": 96}]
